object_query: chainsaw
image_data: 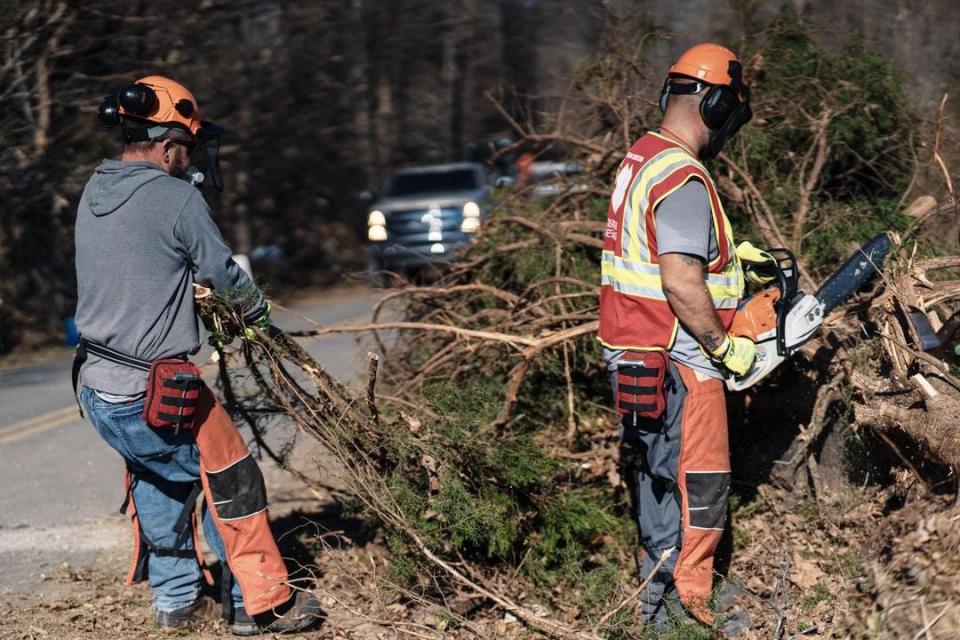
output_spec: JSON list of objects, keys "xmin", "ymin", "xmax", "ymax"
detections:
[{"xmin": 726, "ymin": 233, "xmax": 893, "ymax": 391}]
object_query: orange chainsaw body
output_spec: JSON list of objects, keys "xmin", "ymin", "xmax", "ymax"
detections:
[{"xmin": 729, "ymin": 286, "xmax": 780, "ymax": 342}]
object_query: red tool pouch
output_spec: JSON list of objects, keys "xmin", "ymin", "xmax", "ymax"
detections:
[
  {"xmin": 144, "ymin": 359, "xmax": 202, "ymax": 430},
  {"xmin": 614, "ymin": 350, "xmax": 669, "ymax": 419}
]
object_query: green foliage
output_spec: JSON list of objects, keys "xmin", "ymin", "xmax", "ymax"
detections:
[
  {"xmin": 801, "ymin": 582, "xmax": 831, "ymax": 612},
  {"xmin": 383, "ymin": 376, "xmax": 626, "ymax": 571},
  {"xmin": 431, "ymin": 473, "xmax": 519, "ymax": 557},
  {"xmin": 726, "ymin": 21, "xmax": 918, "ymax": 275}
]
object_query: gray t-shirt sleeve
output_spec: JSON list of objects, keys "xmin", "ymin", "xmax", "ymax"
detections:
[
  {"xmin": 174, "ymin": 191, "xmax": 267, "ymax": 321},
  {"xmin": 654, "ymin": 179, "xmax": 712, "ymax": 261}
]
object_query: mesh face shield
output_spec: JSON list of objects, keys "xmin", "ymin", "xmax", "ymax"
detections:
[
  {"xmin": 701, "ymin": 86, "xmax": 752, "ymax": 161},
  {"xmin": 700, "ymin": 61, "xmax": 752, "ymax": 161},
  {"xmin": 187, "ymin": 121, "xmax": 225, "ymax": 192}
]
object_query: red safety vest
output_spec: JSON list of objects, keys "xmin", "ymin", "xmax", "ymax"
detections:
[{"xmin": 598, "ymin": 132, "xmax": 743, "ymax": 350}]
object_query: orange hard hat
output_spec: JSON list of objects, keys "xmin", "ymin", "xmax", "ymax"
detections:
[
  {"xmin": 669, "ymin": 43, "xmax": 741, "ymax": 87},
  {"xmin": 660, "ymin": 43, "xmax": 752, "ymax": 159},
  {"xmin": 121, "ymin": 75, "xmax": 202, "ymax": 136}
]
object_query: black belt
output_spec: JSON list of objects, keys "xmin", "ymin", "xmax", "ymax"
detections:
[{"xmin": 71, "ymin": 338, "xmax": 182, "ymax": 417}]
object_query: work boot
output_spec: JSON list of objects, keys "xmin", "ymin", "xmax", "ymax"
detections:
[
  {"xmin": 156, "ymin": 595, "xmax": 218, "ymax": 628},
  {"xmin": 229, "ymin": 590, "xmax": 324, "ymax": 636}
]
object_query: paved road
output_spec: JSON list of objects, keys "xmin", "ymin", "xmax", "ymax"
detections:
[{"xmin": 0, "ymin": 285, "xmax": 383, "ymax": 596}]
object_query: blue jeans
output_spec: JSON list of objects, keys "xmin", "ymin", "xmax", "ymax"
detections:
[{"xmin": 80, "ymin": 386, "xmax": 243, "ymax": 612}]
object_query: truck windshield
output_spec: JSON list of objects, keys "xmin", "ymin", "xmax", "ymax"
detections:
[{"xmin": 387, "ymin": 169, "xmax": 480, "ymax": 197}]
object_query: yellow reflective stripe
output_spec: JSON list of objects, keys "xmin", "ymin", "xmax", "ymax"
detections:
[
  {"xmin": 604, "ymin": 254, "xmax": 742, "ymax": 307},
  {"xmin": 636, "ymin": 158, "xmax": 703, "ymax": 261},
  {"xmin": 629, "ymin": 153, "xmax": 695, "ymax": 262},
  {"xmin": 602, "ymin": 252, "xmax": 665, "ymax": 292},
  {"xmin": 605, "ymin": 248, "xmax": 741, "ymax": 286},
  {"xmin": 602, "ymin": 250, "xmax": 660, "ymax": 275},
  {"xmin": 603, "ymin": 271, "xmax": 740, "ymax": 308},
  {"xmin": 601, "ymin": 273, "xmax": 667, "ymax": 300},
  {"xmin": 705, "ymin": 270, "xmax": 742, "ymax": 288},
  {"xmin": 624, "ymin": 150, "xmax": 694, "ymax": 262},
  {"xmin": 621, "ymin": 148, "xmax": 676, "ymax": 259},
  {"xmin": 698, "ymin": 172, "xmax": 736, "ymax": 271}
]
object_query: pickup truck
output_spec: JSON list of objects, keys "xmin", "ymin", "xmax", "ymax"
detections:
[{"xmin": 366, "ymin": 163, "xmax": 489, "ymax": 281}]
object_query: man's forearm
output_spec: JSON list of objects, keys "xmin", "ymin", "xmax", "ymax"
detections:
[{"xmin": 660, "ymin": 253, "xmax": 727, "ymax": 353}]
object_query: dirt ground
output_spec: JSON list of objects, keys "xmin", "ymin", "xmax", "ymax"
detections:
[
  {"xmin": 716, "ymin": 477, "xmax": 960, "ymax": 639},
  {"xmin": 3, "ymin": 392, "xmax": 958, "ymax": 640},
  {"xmin": 3, "ymin": 475, "xmax": 958, "ymax": 639}
]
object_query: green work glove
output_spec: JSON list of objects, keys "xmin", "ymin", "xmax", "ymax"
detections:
[
  {"xmin": 707, "ymin": 334, "xmax": 757, "ymax": 377},
  {"xmin": 256, "ymin": 300, "xmax": 272, "ymax": 331},
  {"xmin": 241, "ymin": 301, "xmax": 271, "ymax": 342},
  {"xmin": 735, "ymin": 241, "xmax": 778, "ymax": 288}
]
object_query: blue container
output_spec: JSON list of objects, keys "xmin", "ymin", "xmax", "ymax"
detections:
[{"xmin": 64, "ymin": 315, "xmax": 80, "ymax": 346}]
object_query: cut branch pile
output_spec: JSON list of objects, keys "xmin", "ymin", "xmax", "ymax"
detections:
[
  {"xmin": 849, "ymin": 245, "xmax": 960, "ymax": 469},
  {"xmin": 201, "ymin": 279, "xmax": 635, "ymax": 638}
]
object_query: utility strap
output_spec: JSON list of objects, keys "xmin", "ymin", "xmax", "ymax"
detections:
[
  {"xmin": 618, "ymin": 383, "xmax": 658, "ymax": 395},
  {"xmin": 221, "ymin": 562, "xmax": 235, "ymax": 622},
  {"xmin": 149, "ymin": 546, "xmax": 196, "ymax": 559},
  {"xmin": 72, "ymin": 338, "xmax": 153, "ymax": 417},
  {"xmin": 172, "ymin": 482, "xmax": 204, "ymax": 550},
  {"xmin": 83, "ymin": 339, "xmax": 152, "ymax": 372},
  {"xmin": 72, "ymin": 340, "xmax": 87, "ymax": 417}
]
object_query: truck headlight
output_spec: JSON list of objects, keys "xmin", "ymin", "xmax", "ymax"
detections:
[
  {"xmin": 368, "ymin": 224, "xmax": 387, "ymax": 241},
  {"xmin": 367, "ymin": 210, "xmax": 386, "ymax": 226},
  {"xmin": 461, "ymin": 201, "xmax": 481, "ymax": 233}
]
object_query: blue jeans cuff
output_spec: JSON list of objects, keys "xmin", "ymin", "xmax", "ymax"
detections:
[{"xmin": 154, "ymin": 590, "xmax": 201, "ymax": 613}]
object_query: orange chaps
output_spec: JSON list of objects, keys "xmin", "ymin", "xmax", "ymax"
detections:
[
  {"xmin": 124, "ymin": 385, "xmax": 291, "ymax": 615},
  {"xmin": 621, "ymin": 361, "xmax": 730, "ymax": 626}
]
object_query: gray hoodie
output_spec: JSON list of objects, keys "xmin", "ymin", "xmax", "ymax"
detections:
[{"xmin": 75, "ymin": 160, "xmax": 265, "ymax": 395}]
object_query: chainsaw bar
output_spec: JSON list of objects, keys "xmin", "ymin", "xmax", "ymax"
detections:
[{"xmin": 815, "ymin": 233, "xmax": 892, "ymax": 315}]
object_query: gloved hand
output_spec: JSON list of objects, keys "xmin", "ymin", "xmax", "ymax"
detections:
[
  {"xmin": 241, "ymin": 301, "xmax": 272, "ymax": 341},
  {"xmin": 255, "ymin": 300, "xmax": 272, "ymax": 331},
  {"xmin": 707, "ymin": 334, "xmax": 757, "ymax": 377},
  {"xmin": 736, "ymin": 241, "xmax": 778, "ymax": 288}
]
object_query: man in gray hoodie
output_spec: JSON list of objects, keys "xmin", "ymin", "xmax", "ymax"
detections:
[{"xmin": 75, "ymin": 76, "xmax": 319, "ymax": 635}]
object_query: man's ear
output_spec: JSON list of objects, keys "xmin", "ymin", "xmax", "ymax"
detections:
[{"xmin": 160, "ymin": 138, "xmax": 175, "ymax": 164}]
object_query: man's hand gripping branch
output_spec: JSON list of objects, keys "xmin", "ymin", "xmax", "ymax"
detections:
[{"xmin": 659, "ymin": 253, "xmax": 756, "ymax": 377}]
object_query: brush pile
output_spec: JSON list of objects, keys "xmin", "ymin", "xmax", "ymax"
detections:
[{"xmin": 200, "ymin": 22, "xmax": 960, "ymax": 639}]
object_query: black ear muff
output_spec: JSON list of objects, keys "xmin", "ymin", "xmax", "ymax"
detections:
[
  {"xmin": 118, "ymin": 83, "xmax": 157, "ymax": 116},
  {"xmin": 97, "ymin": 95, "xmax": 121, "ymax": 127},
  {"xmin": 700, "ymin": 85, "xmax": 737, "ymax": 130},
  {"xmin": 175, "ymin": 98, "xmax": 194, "ymax": 117}
]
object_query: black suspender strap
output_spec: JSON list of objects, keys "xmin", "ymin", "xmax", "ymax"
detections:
[{"xmin": 72, "ymin": 340, "xmax": 88, "ymax": 417}]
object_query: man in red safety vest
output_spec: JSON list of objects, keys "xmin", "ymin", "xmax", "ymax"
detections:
[{"xmin": 599, "ymin": 43, "xmax": 755, "ymax": 630}]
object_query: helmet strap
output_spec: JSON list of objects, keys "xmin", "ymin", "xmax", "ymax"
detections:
[{"xmin": 120, "ymin": 122, "xmax": 191, "ymax": 145}]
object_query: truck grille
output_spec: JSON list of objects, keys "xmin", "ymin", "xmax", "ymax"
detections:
[{"xmin": 385, "ymin": 207, "xmax": 464, "ymax": 241}]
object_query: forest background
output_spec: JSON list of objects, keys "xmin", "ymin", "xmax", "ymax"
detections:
[{"xmin": 1, "ymin": 0, "xmax": 958, "ymax": 351}]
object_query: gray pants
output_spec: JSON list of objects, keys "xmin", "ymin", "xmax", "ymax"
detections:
[{"xmin": 612, "ymin": 356, "xmax": 731, "ymax": 627}]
